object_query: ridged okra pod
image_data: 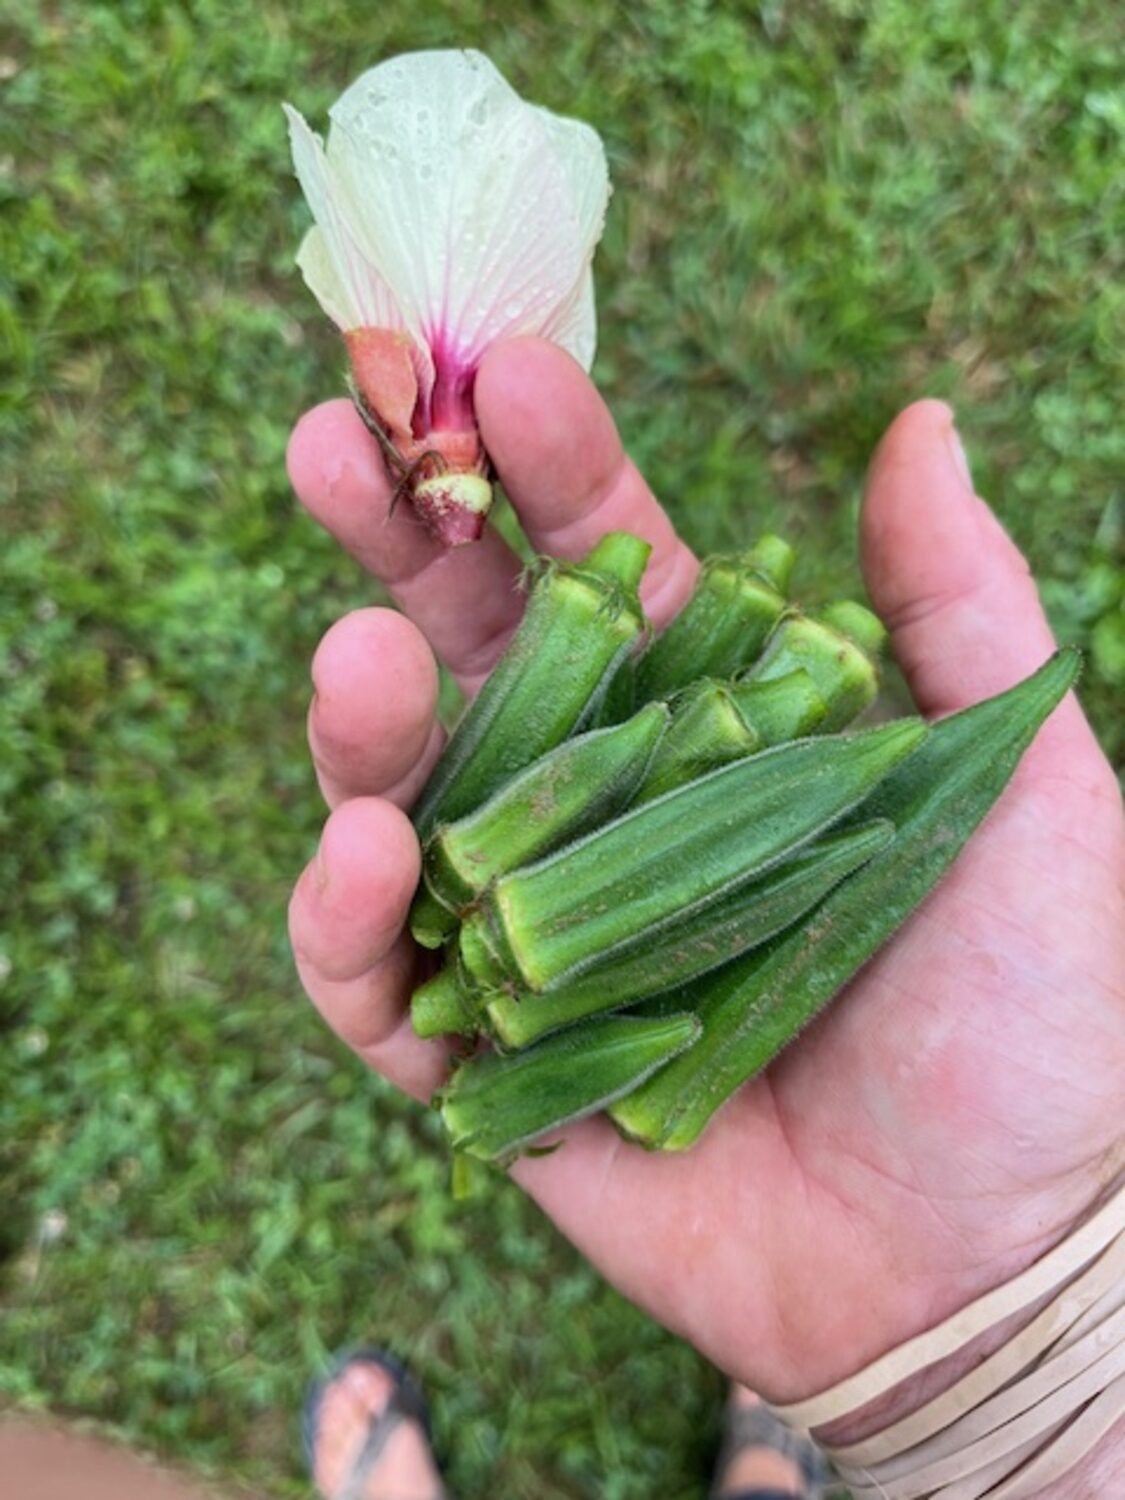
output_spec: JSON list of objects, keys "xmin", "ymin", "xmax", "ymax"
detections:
[
  {"xmin": 436, "ymin": 1012, "xmax": 701, "ymax": 1163},
  {"xmin": 633, "ymin": 680, "xmax": 761, "ymax": 803},
  {"xmin": 741, "ymin": 601, "xmax": 886, "ymax": 732},
  {"xmin": 422, "ymin": 702, "xmax": 670, "ymax": 914},
  {"xmin": 632, "ymin": 538, "xmax": 793, "ymax": 704},
  {"xmin": 410, "ymin": 533, "xmax": 651, "ymax": 842},
  {"xmin": 730, "ymin": 670, "xmax": 828, "ymax": 745},
  {"xmin": 483, "ymin": 820, "xmax": 894, "ymax": 1048},
  {"xmin": 610, "ymin": 649, "xmax": 1081, "ymax": 1150},
  {"xmin": 461, "ymin": 718, "xmax": 927, "ymax": 994},
  {"xmin": 632, "ymin": 668, "xmax": 830, "ymax": 805}
]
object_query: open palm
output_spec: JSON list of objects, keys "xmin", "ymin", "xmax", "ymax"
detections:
[{"xmin": 287, "ymin": 340, "xmax": 1124, "ymax": 1449}]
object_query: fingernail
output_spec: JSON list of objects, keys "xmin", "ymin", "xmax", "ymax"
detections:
[
  {"xmin": 945, "ymin": 416, "xmax": 974, "ymax": 493},
  {"xmin": 313, "ymin": 841, "xmax": 330, "ymax": 894}
]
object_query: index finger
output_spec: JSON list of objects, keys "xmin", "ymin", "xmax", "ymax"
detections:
[
  {"xmin": 476, "ymin": 338, "xmax": 699, "ymax": 627},
  {"xmin": 286, "ymin": 339, "xmax": 698, "ymax": 691}
]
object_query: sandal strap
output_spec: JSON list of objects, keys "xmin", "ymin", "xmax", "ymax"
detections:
[
  {"xmin": 712, "ymin": 1401, "xmax": 829, "ymax": 1499},
  {"xmin": 328, "ymin": 1361, "xmax": 444, "ymax": 1500}
]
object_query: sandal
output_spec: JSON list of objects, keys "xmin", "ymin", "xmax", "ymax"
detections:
[
  {"xmin": 302, "ymin": 1346, "xmax": 448, "ymax": 1500},
  {"xmin": 710, "ymin": 1392, "xmax": 831, "ymax": 1500}
]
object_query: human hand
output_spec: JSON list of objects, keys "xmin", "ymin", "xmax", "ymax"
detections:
[{"xmin": 286, "ymin": 340, "xmax": 1124, "ymax": 1464}]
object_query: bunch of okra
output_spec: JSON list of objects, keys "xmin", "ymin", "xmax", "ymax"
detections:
[{"xmin": 404, "ymin": 532, "xmax": 1077, "ymax": 1164}]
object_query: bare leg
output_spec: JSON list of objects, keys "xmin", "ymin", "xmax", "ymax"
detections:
[{"xmin": 0, "ymin": 1417, "xmax": 245, "ymax": 1500}]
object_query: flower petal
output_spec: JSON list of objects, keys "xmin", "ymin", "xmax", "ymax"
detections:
[
  {"xmin": 325, "ymin": 51, "xmax": 610, "ymax": 370},
  {"xmin": 285, "ymin": 104, "xmax": 414, "ymax": 338},
  {"xmin": 539, "ymin": 264, "xmax": 597, "ymax": 373},
  {"xmin": 294, "ymin": 226, "xmax": 355, "ymax": 331}
]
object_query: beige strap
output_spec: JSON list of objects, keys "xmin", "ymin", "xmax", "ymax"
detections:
[
  {"xmin": 843, "ymin": 1422, "xmax": 1068, "ymax": 1500},
  {"xmin": 825, "ymin": 1232, "xmax": 1125, "ymax": 1468},
  {"xmin": 771, "ymin": 1181, "xmax": 1125, "ymax": 1433},
  {"xmin": 833, "ymin": 1320, "xmax": 1125, "ymax": 1498},
  {"xmin": 979, "ymin": 1371, "xmax": 1125, "ymax": 1500}
]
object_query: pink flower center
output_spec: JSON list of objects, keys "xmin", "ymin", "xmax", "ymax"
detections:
[{"xmin": 421, "ymin": 329, "xmax": 477, "ymax": 435}]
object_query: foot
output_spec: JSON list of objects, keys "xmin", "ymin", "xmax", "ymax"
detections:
[
  {"xmin": 308, "ymin": 1357, "xmax": 445, "ymax": 1500},
  {"xmin": 713, "ymin": 1386, "xmax": 825, "ymax": 1498}
]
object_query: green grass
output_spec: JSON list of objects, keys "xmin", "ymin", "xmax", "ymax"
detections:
[{"xmin": 2, "ymin": 2, "xmax": 1122, "ymax": 1496}]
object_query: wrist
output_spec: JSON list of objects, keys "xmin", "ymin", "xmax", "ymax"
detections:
[{"xmin": 770, "ymin": 1176, "xmax": 1125, "ymax": 1499}]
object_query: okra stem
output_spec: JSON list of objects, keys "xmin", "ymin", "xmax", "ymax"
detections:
[
  {"xmin": 819, "ymin": 600, "xmax": 887, "ymax": 660},
  {"xmin": 632, "ymin": 680, "xmax": 759, "ymax": 804},
  {"xmin": 581, "ymin": 531, "xmax": 652, "ymax": 593},
  {"xmin": 741, "ymin": 604, "xmax": 884, "ymax": 732},
  {"xmin": 411, "ymin": 966, "xmax": 477, "ymax": 1039},
  {"xmin": 633, "ymin": 551, "xmax": 788, "ymax": 704},
  {"xmin": 744, "ymin": 534, "xmax": 796, "ymax": 593},
  {"xmin": 610, "ymin": 649, "xmax": 1081, "ymax": 1150},
  {"xmin": 409, "ymin": 879, "xmax": 458, "ymax": 951},
  {"xmin": 730, "ymin": 670, "xmax": 828, "ymax": 745}
]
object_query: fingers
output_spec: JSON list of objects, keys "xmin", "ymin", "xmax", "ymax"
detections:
[
  {"xmin": 860, "ymin": 399, "xmax": 1104, "ymax": 778},
  {"xmin": 288, "ymin": 798, "xmax": 448, "ymax": 1101},
  {"xmin": 308, "ymin": 607, "xmax": 443, "ymax": 808},
  {"xmin": 288, "ymin": 341, "xmax": 699, "ymax": 692},
  {"xmin": 475, "ymin": 339, "xmax": 699, "ymax": 629},
  {"xmin": 288, "ymin": 400, "xmax": 526, "ymax": 690}
]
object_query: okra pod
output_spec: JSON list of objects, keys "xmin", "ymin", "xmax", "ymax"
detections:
[
  {"xmin": 484, "ymin": 820, "xmax": 894, "ymax": 1048},
  {"xmin": 436, "ymin": 1012, "xmax": 701, "ymax": 1163},
  {"xmin": 610, "ymin": 649, "xmax": 1081, "ymax": 1150},
  {"xmin": 741, "ymin": 602, "xmax": 885, "ymax": 732},
  {"xmin": 633, "ymin": 544, "xmax": 790, "ymax": 703},
  {"xmin": 463, "ymin": 718, "xmax": 927, "ymax": 993},
  {"xmin": 634, "ymin": 670, "xmax": 831, "ymax": 804},
  {"xmin": 729, "ymin": 670, "xmax": 828, "ymax": 745},
  {"xmin": 422, "ymin": 702, "xmax": 670, "ymax": 913},
  {"xmin": 410, "ymin": 533, "xmax": 651, "ymax": 841},
  {"xmin": 632, "ymin": 680, "xmax": 760, "ymax": 804}
]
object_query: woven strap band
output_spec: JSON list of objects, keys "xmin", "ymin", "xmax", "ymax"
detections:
[{"xmin": 769, "ymin": 1181, "xmax": 1125, "ymax": 1499}]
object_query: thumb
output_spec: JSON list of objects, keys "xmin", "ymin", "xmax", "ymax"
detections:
[
  {"xmin": 860, "ymin": 400, "xmax": 1109, "ymax": 787},
  {"xmin": 860, "ymin": 399, "xmax": 1061, "ymax": 720}
]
